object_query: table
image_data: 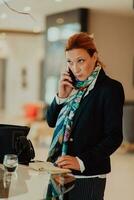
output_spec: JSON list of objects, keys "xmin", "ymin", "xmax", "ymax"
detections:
[{"xmin": 0, "ymin": 164, "xmax": 75, "ymax": 200}]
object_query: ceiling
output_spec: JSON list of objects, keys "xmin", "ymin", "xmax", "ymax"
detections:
[{"xmin": 0, "ymin": 0, "xmax": 133, "ymax": 32}]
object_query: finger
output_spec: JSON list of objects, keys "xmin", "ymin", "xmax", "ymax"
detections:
[
  {"xmin": 56, "ymin": 158, "xmax": 79, "ymax": 170},
  {"xmin": 56, "ymin": 156, "xmax": 72, "ymax": 164},
  {"xmin": 57, "ymin": 159, "xmax": 74, "ymax": 168},
  {"xmin": 57, "ymin": 160, "xmax": 68, "ymax": 167},
  {"xmin": 57, "ymin": 160, "xmax": 73, "ymax": 168},
  {"xmin": 61, "ymin": 67, "xmax": 70, "ymax": 73},
  {"xmin": 61, "ymin": 164, "xmax": 73, "ymax": 169},
  {"xmin": 61, "ymin": 71, "xmax": 69, "ymax": 76},
  {"xmin": 57, "ymin": 155, "xmax": 72, "ymax": 160},
  {"xmin": 60, "ymin": 74, "xmax": 72, "ymax": 82},
  {"xmin": 58, "ymin": 163, "xmax": 71, "ymax": 169},
  {"xmin": 56, "ymin": 156, "xmax": 69, "ymax": 164},
  {"xmin": 62, "ymin": 155, "xmax": 73, "ymax": 160},
  {"xmin": 60, "ymin": 81, "xmax": 74, "ymax": 88}
]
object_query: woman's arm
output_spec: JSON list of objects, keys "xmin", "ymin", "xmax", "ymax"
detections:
[
  {"xmin": 46, "ymin": 98, "xmax": 64, "ymax": 127},
  {"xmin": 78, "ymin": 81, "xmax": 125, "ymax": 169},
  {"xmin": 46, "ymin": 68, "xmax": 74, "ymax": 128}
]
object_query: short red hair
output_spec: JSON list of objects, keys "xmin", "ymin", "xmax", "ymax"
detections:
[
  {"xmin": 65, "ymin": 32, "xmax": 97, "ymax": 56},
  {"xmin": 65, "ymin": 32, "xmax": 105, "ymax": 67}
]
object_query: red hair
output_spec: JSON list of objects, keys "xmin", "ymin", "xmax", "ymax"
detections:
[
  {"xmin": 65, "ymin": 32, "xmax": 97, "ymax": 56},
  {"xmin": 65, "ymin": 32, "xmax": 105, "ymax": 67}
]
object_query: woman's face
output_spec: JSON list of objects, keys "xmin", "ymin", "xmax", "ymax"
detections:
[{"xmin": 66, "ymin": 48, "xmax": 97, "ymax": 81}]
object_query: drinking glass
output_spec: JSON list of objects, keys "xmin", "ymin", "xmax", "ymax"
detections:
[{"xmin": 3, "ymin": 154, "xmax": 18, "ymax": 173}]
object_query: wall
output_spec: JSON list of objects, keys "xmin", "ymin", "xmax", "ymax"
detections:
[
  {"xmin": 89, "ymin": 11, "xmax": 134, "ymax": 101},
  {"xmin": 1, "ymin": 11, "xmax": 134, "ymax": 116},
  {"xmin": 4, "ymin": 34, "xmax": 44, "ymax": 116}
]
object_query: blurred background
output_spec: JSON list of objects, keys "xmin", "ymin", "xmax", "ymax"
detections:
[{"xmin": 0, "ymin": 0, "xmax": 134, "ymax": 199}]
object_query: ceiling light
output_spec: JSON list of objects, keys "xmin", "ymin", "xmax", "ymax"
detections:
[
  {"xmin": 55, "ymin": 0, "xmax": 62, "ymax": 2},
  {"xmin": 33, "ymin": 26, "xmax": 42, "ymax": 33},
  {"xmin": 0, "ymin": 13, "xmax": 8, "ymax": 19},
  {"xmin": 56, "ymin": 17, "xmax": 64, "ymax": 24},
  {"xmin": 23, "ymin": 6, "xmax": 31, "ymax": 12},
  {"xmin": 0, "ymin": 33, "xmax": 7, "ymax": 40}
]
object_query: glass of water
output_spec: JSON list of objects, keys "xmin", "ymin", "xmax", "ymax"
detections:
[{"xmin": 3, "ymin": 154, "xmax": 18, "ymax": 173}]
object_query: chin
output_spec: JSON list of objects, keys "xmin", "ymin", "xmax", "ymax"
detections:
[
  {"xmin": 77, "ymin": 76, "xmax": 87, "ymax": 81},
  {"xmin": 77, "ymin": 78, "xmax": 86, "ymax": 82},
  {"xmin": 76, "ymin": 75, "xmax": 84, "ymax": 81}
]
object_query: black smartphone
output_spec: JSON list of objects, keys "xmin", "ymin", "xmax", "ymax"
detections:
[{"xmin": 68, "ymin": 68, "xmax": 76, "ymax": 86}]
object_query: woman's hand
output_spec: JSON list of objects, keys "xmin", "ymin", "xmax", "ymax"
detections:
[
  {"xmin": 58, "ymin": 70, "xmax": 74, "ymax": 98},
  {"xmin": 55, "ymin": 155, "xmax": 80, "ymax": 171}
]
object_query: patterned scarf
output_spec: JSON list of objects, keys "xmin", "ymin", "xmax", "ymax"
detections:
[
  {"xmin": 47, "ymin": 66, "xmax": 101, "ymax": 163},
  {"xmin": 45, "ymin": 175, "xmax": 75, "ymax": 199}
]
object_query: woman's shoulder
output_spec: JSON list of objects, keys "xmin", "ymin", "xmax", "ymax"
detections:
[
  {"xmin": 105, "ymin": 75, "xmax": 123, "ymax": 89},
  {"xmin": 102, "ymin": 74, "xmax": 125, "ymax": 101},
  {"xmin": 98, "ymin": 69, "xmax": 124, "ymax": 91}
]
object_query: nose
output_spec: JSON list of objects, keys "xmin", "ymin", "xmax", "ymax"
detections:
[{"xmin": 73, "ymin": 63, "xmax": 81, "ymax": 74}]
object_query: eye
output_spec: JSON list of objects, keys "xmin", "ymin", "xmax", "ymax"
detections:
[
  {"xmin": 78, "ymin": 58, "xmax": 85, "ymax": 63},
  {"xmin": 67, "ymin": 60, "xmax": 73, "ymax": 65}
]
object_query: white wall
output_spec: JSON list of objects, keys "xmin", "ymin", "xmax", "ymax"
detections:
[
  {"xmin": 89, "ymin": 11, "xmax": 134, "ymax": 101},
  {"xmin": 2, "ymin": 11, "xmax": 134, "ymax": 116},
  {"xmin": 4, "ymin": 34, "xmax": 44, "ymax": 116}
]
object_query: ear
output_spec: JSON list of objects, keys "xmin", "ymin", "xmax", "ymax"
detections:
[{"xmin": 93, "ymin": 52, "xmax": 98, "ymax": 63}]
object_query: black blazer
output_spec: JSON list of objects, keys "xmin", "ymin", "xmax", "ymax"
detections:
[{"xmin": 46, "ymin": 69, "xmax": 125, "ymax": 176}]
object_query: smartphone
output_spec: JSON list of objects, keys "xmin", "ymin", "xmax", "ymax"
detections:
[{"xmin": 68, "ymin": 68, "xmax": 76, "ymax": 86}]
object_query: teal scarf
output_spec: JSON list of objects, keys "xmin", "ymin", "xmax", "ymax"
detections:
[{"xmin": 47, "ymin": 66, "xmax": 101, "ymax": 162}]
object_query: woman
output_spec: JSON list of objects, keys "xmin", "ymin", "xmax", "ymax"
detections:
[{"xmin": 46, "ymin": 32, "xmax": 124, "ymax": 199}]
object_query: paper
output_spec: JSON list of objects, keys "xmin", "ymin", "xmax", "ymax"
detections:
[{"xmin": 29, "ymin": 161, "xmax": 71, "ymax": 174}]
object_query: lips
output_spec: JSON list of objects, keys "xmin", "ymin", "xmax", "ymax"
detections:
[{"xmin": 75, "ymin": 74, "xmax": 82, "ymax": 78}]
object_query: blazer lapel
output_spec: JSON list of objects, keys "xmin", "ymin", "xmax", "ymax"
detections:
[{"xmin": 71, "ymin": 68, "xmax": 107, "ymax": 131}]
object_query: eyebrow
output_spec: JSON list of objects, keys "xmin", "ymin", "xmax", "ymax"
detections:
[
  {"xmin": 76, "ymin": 57, "xmax": 85, "ymax": 59},
  {"xmin": 66, "ymin": 56, "xmax": 85, "ymax": 61}
]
